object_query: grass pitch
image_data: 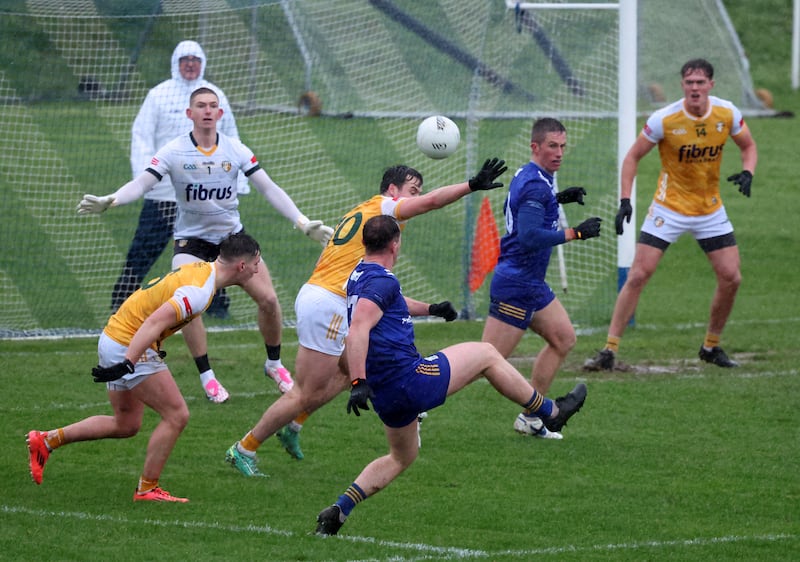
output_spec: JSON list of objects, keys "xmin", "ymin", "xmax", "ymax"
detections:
[{"xmin": 2, "ymin": 1, "xmax": 799, "ymax": 559}]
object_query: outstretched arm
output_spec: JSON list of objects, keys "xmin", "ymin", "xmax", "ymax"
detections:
[
  {"xmin": 76, "ymin": 172, "xmax": 158, "ymax": 215},
  {"xmin": 248, "ymin": 168, "xmax": 333, "ymax": 245},
  {"xmin": 397, "ymin": 158, "xmax": 507, "ymax": 220}
]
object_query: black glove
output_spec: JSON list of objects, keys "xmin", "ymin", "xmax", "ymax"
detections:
[
  {"xmin": 429, "ymin": 301, "xmax": 457, "ymax": 322},
  {"xmin": 91, "ymin": 359, "xmax": 135, "ymax": 383},
  {"xmin": 346, "ymin": 378, "xmax": 375, "ymax": 416},
  {"xmin": 573, "ymin": 217, "xmax": 602, "ymax": 240},
  {"xmin": 727, "ymin": 170, "xmax": 752, "ymax": 198},
  {"xmin": 615, "ymin": 198, "xmax": 633, "ymax": 235},
  {"xmin": 468, "ymin": 158, "xmax": 507, "ymax": 191},
  {"xmin": 556, "ymin": 186, "xmax": 586, "ymax": 205}
]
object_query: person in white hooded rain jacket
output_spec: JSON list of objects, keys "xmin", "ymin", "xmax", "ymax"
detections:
[{"xmin": 108, "ymin": 41, "xmax": 298, "ymax": 402}]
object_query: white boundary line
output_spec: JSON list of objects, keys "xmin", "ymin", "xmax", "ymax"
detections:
[{"xmin": 2, "ymin": 505, "xmax": 796, "ymax": 559}]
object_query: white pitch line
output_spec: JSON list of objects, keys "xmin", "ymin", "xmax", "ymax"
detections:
[{"xmin": 2, "ymin": 505, "xmax": 796, "ymax": 559}]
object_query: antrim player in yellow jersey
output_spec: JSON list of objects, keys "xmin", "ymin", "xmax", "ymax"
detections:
[
  {"xmin": 585, "ymin": 58, "xmax": 757, "ymax": 371},
  {"xmin": 224, "ymin": 159, "xmax": 507, "ymax": 474},
  {"xmin": 27, "ymin": 233, "xmax": 261, "ymax": 502}
]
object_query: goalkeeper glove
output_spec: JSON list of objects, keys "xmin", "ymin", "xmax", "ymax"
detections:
[
  {"xmin": 346, "ymin": 378, "xmax": 374, "ymax": 416},
  {"xmin": 77, "ymin": 194, "xmax": 115, "ymax": 215},
  {"xmin": 727, "ymin": 170, "xmax": 752, "ymax": 198},
  {"xmin": 468, "ymin": 158, "xmax": 508, "ymax": 191},
  {"xmin": 429, "ymin": 301, "xmax": 457, "ymax": 322},
  {"xmin": 556, "ymin": 186, "xmax": 586, "ymax": 205},
  {"xmin": 296, "ymin": 216, "xmax": 334, "ymax": 247},
  {"xmin": 615, "ymin": 198, "xmax": 633, "ymax": 235},
  {"xmin": 573, "ymin": 217, "xmax": 602, "ymax": 240},
  {"xmin": 91, "ymin": 359, "xmax": 135, "ymax": 383}
]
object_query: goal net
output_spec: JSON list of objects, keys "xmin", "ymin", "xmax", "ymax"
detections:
[{"xmin": 0, "ymin": 0, "xmax": 765, "ymax": 337}]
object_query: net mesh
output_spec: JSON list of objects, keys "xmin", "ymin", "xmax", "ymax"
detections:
[{"xmin": 0, "ymin": 0, "xmax": 762, "ymax": 337}]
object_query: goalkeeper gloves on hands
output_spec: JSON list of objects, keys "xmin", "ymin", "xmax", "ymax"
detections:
[
  {"xmin": 91, "ymin": 359, "xmax": 135, "ymax": 383},
  {"xmin": 573, "ymin": 217, "xmax": 602, "ymax": 240},
  {"xmin": 77, "ymin": 194, "xmax": 115, "ymax": 215},
  {"xmin": 429, "ymin": 301, "xmax": 457, "ymax": 322},
  {"xmin": 615, "ymin": 198, "xmax": 633, "ymax": 235},
  {"xmin": 556, "ymin": 186, "xmax": 586, "ymax": 205},
  {"xmin": 468, "ymin": 158, "xmax": 508, "ymax": 191},
  {"xmin": 346, "ymin": 379, "xmax": 374, "ymax": 416},
  {"xmin": 297, "ymin": 216, "xmax": 334, "ymax": 247},
  {"xmin": 727, "ymin": 170, "xmax": 752, "ymax": 197}
]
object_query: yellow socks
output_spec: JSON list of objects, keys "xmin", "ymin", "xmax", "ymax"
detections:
[
  {"xmin": 703, "ymin": 332, "xmax": 721, "ymax": 350},
  {"xmin": 605, "ymin": 336, "xmax": 621, "ymax": 354},
  {"xmin": 239, "ymin": 431, "xmax": 262, "ymax": 454},
  {"xmin": 137, "ymin": 476, "xmax": 158, "ymax": 494},
  {"xmin": 44, "ymin": 428, "xmax": 65, "ymax": 451}
]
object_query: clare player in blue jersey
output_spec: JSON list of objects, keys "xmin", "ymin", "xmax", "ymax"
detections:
[
  {"xmin": 481, "ymin": 117, "xmax": 602, "ymax": 440},
  {"xmin": 314, "ymin": 215, "xmax": 588, "ymax": 536}
]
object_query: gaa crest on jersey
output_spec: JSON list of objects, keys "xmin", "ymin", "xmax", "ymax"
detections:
[
  {"xmin": 716, "ymin": 121, "xmax": 724, "ymax": 133},
  {"xmin": 222, "ymin": 161, "xmax": 232, "ymax": 172}
]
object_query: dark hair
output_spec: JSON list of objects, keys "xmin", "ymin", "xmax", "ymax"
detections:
[
  {"xmin": 219, "ymin": 232, "xmax": 260, "ymax": 260},
  {"xmin": 680, "ymin": 58, "xmax": 714, "ymax": 80},
  {"xmin": 379, "ymin": 165, "xmax": 423, "ymax": 195},
  {"xmin": 531, "ymin": 117, "xmax": 566, "ymax": 144},
  {"xmin": 190, "ymin": 86, "xmax": 218, "ymax": 104},
  {"xmin": 362, "ymin": 215, "xmax": 400, "ymax": 253}
]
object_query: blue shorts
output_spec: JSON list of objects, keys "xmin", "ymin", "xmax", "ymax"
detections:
[
  {"xmin": 371, "ymin": 353, "xmax": 451, "ymax": 428},
  {"xmin": 488, "ymin": 272, "xmax": 556, "ymax": 330}
]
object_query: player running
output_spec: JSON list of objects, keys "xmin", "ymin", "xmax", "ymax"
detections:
[{"xmin": 27, "ymin": 233, "xmax": 261, "ymax": 502}]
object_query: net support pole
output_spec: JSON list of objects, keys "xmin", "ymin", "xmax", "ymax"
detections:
[
  {"xmin": 793, "ymin": 0, "xmax": 800, "ymax": 90},
  {"xmin": 617, "ymin": 0, "xmax": 637, "ymax": 322}
]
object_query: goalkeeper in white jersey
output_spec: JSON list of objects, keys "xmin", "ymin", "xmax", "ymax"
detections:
[{"xmin": 78, "ymin": 87, "xmax": 333, "ymax": 403}]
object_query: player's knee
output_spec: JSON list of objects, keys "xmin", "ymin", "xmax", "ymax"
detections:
[
  {"xmin": 554, "ymin": 330, "xmax": 577, "ymax": 355},
  {"xmin": 115, "ymin": 419, "xmax": 142, "ymax": 438},
  {"xmin": 624, "ymin": 267, "xmax": 651, "ymax": 289},
  {"xmin": 254, "ymin": 289, "xmax": 280, "ymax": 311},
  {"xmin": 719, "ymin": 268, "xmax": 741, "ymax": 289}
]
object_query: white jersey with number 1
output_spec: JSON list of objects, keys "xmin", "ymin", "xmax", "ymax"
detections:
[{"xmin": 146, "ymin": 131, "xmax": 260, "ymax": 244}]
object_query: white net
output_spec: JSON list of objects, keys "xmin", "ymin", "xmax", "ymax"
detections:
[{"xmin": 0, "ymin": 0, "xmax": 763, "ymax": 337}]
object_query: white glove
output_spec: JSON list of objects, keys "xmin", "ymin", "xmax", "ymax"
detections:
[
  {"xmin": 297, "ymin": 216, "xmax": 334, "ymax": 247},
  {"xmin": 77, "ymin": 194, "xmax": 115, "ymax": 215}
]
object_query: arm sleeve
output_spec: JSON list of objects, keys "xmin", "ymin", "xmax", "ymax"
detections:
[
  {"xmin": 517, "ymin": 201, "xmax": 567, "ymax": 252},
  {"xmin": 130, "ymin": 92, "xmax": 158, "ymax": 178},
  {"xmin": 248, "ymin": 168, "xmax": 304, "ymax": 224},
  {"xmin": 111, "ymin": 172, "xmax": 159, "ymax": 206}
]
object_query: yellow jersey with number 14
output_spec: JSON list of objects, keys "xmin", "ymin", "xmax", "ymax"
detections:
[{"xmin": 642, "ymin": 95, "xmax": 747, "ymax": 216}]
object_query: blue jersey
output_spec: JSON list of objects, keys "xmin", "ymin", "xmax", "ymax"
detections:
[
  {"xmin": 494, "ymin": 161, "xmax": 560, "ymax": 281},
  {"xmin": 346, "ymin": 261, "xmax": 421, "ymax": 387}
]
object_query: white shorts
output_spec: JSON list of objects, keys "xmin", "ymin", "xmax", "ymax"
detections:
[
  {"xmin": 294, "ymin": 283, "xmax": 347, "ymax": 356},
  {"xmin": 98, "ymin": 332, "xmax": 168, "ymax": 391},
  {"xmin": 641, "ymin": 202, "xmax": 734, "ymax": 244}
]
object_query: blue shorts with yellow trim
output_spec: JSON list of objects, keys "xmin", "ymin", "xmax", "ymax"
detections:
[
  {"xmin": 488, "ymin": 272, "xmax": 556, "ymax": 330},
  {"xmin": 371, "ymin": 353, "xmax": 451, "ymax": 428}
]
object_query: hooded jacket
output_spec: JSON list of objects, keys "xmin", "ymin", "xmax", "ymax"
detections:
[{"xmin": 130, "ymin": 40, "xmax": 245, "ymax": 201}]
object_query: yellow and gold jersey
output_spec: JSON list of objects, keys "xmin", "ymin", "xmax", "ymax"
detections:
[
  {"xmin": 104, "ymin": 261, "xmax": 216, "ymax": 349},
  {"xmin": 642, "ymin": 95, "xmax": 747, "ymax": 216},
  {"xmin": 307, "ymin": 195, "xmax": 409, "ymax": 296}
]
